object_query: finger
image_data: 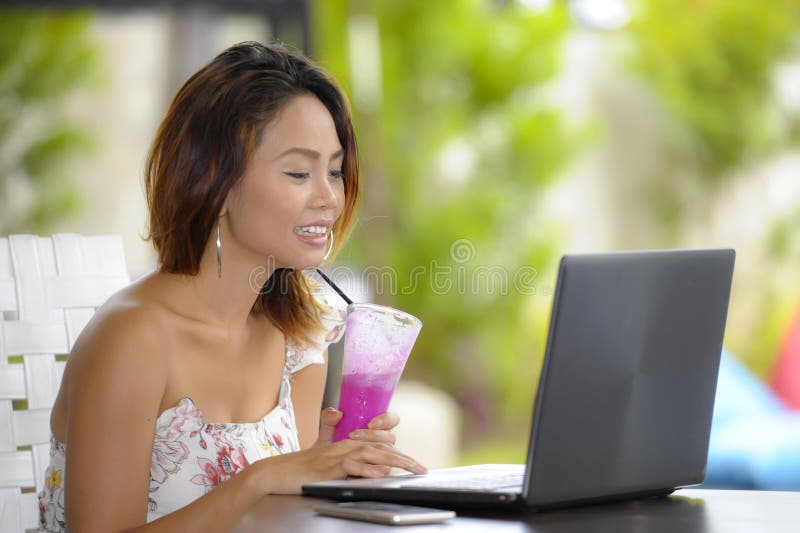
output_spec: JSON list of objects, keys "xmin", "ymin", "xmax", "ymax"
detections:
[
  {"xmin": 341, "ymin": 457, "xmax": 392, "ymax": 478},
  {"xmin": 349, "ymin": 444, "xmax": 427, "ymax": 475},
  {"xmin": 320, "ymin": 407, "xmax": 343, "ymax": 427},
  {"xmin": 368, "ymin": 442, "xmax": 420, "ymax": 464},
  {"xmin": 368, "ymin": 412, "xmax": 400, "ymax": 430},
  {"xmin": 316, "ymin": 407, "xmax": 343, "ymax": 446},
  {"xmin": 334, "ymin": 440, "xmax": 405, "ymax": 459},
  {"xmin": 347, "ymin": 428, "xmax": 397, "ymax": 445},
  {"xmin": 363, "ymin": 442, "xmax": 423, "ymax": 467}
]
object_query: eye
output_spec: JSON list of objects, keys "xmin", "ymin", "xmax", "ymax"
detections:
[
  {"xmin": 328, "ymin": 170, "xmax": 345, "ymax": 179},
  {"xmin": 283, "ymin": 171, "xmax": 310, "ymax": 180}
]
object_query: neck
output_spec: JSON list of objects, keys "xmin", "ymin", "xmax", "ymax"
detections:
[{"xmin": 167, "ymin": 227, "xmax": 278, "ymax": 340}]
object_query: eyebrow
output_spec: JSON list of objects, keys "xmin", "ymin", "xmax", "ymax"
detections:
[{"xmin": 275, "ymin": 147, "xmax": 344, "ymax": 161}]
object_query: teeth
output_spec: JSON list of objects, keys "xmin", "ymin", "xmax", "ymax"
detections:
[{"xmin": 295, "ymin": 225, "xmax": 328, "ymax": 235}]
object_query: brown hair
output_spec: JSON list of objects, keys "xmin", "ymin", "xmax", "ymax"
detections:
[{"xmin": 143, "ymin": 42, "xmax": 359, "ymax": 346}]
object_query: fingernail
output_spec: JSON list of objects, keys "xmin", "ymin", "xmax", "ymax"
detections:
[{"xmin": 349, "ymin": 431, "xmax": 360, "ymax": 440}]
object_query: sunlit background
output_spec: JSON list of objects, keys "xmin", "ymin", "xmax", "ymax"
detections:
[{"xmin": 2, "ymin": 0, "xmax": 799, "ymax": 490}]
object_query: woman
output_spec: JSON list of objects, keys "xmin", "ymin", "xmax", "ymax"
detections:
[{"xmin": 38, "ymin": 42, "xmax": 426, "ymax": 532}]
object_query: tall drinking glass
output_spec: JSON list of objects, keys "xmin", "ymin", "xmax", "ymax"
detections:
[{"xmin": 332, "ymin": 303, "xmax": 422, "ymax": 442}]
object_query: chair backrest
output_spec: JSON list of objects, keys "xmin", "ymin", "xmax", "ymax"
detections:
[{"xmin": 0, "ymin": 234, "xmax": 129, "ymax": 532}]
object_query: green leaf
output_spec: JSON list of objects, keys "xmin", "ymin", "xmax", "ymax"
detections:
[{"xmin": 21, "ymin": 126, "xmax": 93, "ymax": 181}]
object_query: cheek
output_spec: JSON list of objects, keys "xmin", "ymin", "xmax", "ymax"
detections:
[{"xmin": 232, "ymin": 179, "xmax": 297, "ymax": 235}]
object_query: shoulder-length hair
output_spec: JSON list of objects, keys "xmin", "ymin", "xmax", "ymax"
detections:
[{"xmin": 144, "ymin": 42, "xmax": 359, "ymax": 346}]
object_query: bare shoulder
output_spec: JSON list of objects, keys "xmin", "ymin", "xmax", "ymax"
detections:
[{"xmin": 65, "ymin": 283, "xmax": 172, "ymax": 397}]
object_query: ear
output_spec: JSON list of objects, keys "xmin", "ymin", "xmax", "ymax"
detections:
[{"xmin": 219, "ymin": 191, "xmax": 232, "ymax": 218}]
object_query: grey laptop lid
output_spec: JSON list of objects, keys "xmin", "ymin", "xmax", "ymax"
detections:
[{"xmin": 523, "ymin": 248, "xmax": 735, "ymax": 506}]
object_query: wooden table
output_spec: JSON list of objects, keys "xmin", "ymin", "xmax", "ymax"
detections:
[{"xmin": 234, "ymin": 489, "xmax": 800, "ymax": 532}]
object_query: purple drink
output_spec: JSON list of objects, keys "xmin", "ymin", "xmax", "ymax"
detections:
[
  {"xmin": 332, "ymin": 304, "xmax": 422, "ymax": 442},
  {"xmin": 333, "ymin": 373, "xmax": 397, "ymax": 442}
]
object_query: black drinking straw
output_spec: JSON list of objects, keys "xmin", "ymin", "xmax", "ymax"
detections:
[{"xmin": 315, "ymin": 268, "xmax": 354, "ymax": 305}]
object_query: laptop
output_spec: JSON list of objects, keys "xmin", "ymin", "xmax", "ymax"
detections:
[{"xmin": 303, "ymin": 248, "xmax": 736, "ymax": 510}]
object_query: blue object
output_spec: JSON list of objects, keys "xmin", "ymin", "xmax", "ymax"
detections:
[
  {"xmin": 702, "ymin": 350, "xmax": 800, "ymax": 490},
  {"xmin": 710, "ymin": 350, "xmax": 785, "ymax": 431}
]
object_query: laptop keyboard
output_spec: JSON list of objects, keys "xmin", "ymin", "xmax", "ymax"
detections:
[{"xmin": 398, "ymin": 472, "xmax": 525, "ymax": 491}]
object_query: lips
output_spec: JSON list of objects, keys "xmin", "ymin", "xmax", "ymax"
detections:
[
  {"xmin": 294, "ymin": 219, "xmax": 333, "ymax": 231},
  {"xmin": 293, "ymin": 219, "xmax": 332, "ymax": 248},
  {"xmin": 294, "ymin": 225, "xmax": 329, "ymax": 236},
  {"xmin": 294, "ymin": 231, "xmax": 328, "ymax": 247}
]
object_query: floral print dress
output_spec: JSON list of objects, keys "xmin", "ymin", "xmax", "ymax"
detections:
[{"xmin": 38, "ymin": 289, "xmax": 346, "ymax": 532}]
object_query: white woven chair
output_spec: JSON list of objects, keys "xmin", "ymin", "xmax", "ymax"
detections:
[{"xmin": 0, "ymin": 234, "xmax": 129, "ymax": 532}]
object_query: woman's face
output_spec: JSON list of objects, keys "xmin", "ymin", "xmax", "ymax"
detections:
[{"xmin": 225, "ymin": 94, "xmax": 346, "ymax": 270}]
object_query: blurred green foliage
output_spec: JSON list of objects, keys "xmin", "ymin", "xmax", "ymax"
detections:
[
  {"xmin": 628, "ymin": 0, "xmax": 800, "ymax": 179},
  {"xmin": 625, "ymin": 0, "xmax": 800, "ymax": 235},
  {"xmin": 0, "ymin": 10, "xmax": 100, "ymax": 234},
  {"xmin": 315, "ymin": 0, "xmax": 577, "ymax": 441}
]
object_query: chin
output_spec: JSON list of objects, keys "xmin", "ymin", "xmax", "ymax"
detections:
[
  {"xmin": 295, "ymin": 259, "xmax": 324, "ymax": 270},
  {"xmin": 277, "ymin": 254, "xmax": 324, "ymax": 271}
]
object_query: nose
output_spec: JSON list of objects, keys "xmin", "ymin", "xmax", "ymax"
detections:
[{"xmin": 310, "ymin": 172, "xmax": 339, "ymax": 210}]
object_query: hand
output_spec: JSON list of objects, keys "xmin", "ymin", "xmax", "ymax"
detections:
[
  {"xmin": 350, "ymin": 412, "xmax": 400, "ymax": 445},
  {"xmin": 263, "ymin": 439, "xmax": 428, "ymax": 495},
  {"xmin": 314, "ymin": 408, "xmax": 400, "ymax": 446}
]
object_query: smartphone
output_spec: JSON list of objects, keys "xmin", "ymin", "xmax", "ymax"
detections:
[{"xmin": 313, "ymin": 501, "xmax": 456, "ymax": 525}]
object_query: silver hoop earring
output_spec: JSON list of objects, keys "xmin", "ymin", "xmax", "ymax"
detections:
[
  {"xmin": 216, "ymin": 217, "xmax": 222, "ymax": 278},
  {"xmin": 323, "ymin": 230, "xmax": 335, "ymax": 262}
]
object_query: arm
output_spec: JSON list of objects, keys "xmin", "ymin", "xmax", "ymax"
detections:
[
  {"xmin": 290, "ymin": 348, "xmax": 329, "ymax": 449},
  {"xmin": 64, "ymin": 305, "xmax": 166, "ymax": 531}
]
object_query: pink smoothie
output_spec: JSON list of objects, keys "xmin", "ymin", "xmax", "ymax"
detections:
[{"xmin": 332, "ymin": 372, "xmax": 397, "ymax": 442}]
